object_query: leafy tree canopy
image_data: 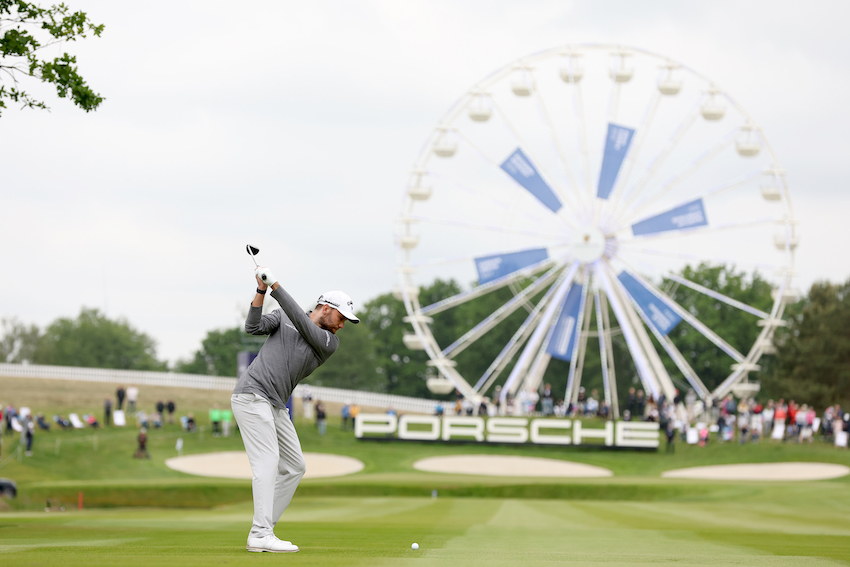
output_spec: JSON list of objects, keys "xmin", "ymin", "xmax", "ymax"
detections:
[
  {"xmin": 763, "ymin": 279, "xmax": 850, "ymax": 409},
  {"xmin": 0, "ymin": 316, "xmax": 40, "ymax": 362},
  {"xmin": 665, "ymin": 263, "xmax": 774, "ymax": 392},
  {"xmin": 0, "ymin": 0, "xmax": 104, "ymax": 115},
  {"xmin": 174, "ymin": 326, "xmax": 252, "ymax": 377},
  {"xmin": 32, "ymin": 307, "xmax": 166, "ymax": 371}
]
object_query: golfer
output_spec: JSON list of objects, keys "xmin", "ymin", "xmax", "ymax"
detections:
[{"xmin": 231, "ymin": 266, "xmax": 358, "ymax": 553}]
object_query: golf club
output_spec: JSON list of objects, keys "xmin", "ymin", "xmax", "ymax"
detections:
[{"xmin": 246, "ymin": 244, "xmax": 260, "ymax": 267}]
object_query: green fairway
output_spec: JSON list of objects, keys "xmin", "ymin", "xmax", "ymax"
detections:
[
  {"xmin": 3, "ymin": 375, "xmax": 850, "ymax": 565},
  {"xmin": 2, "ymin": 495, "xmax": 850, "ymax": 566}
]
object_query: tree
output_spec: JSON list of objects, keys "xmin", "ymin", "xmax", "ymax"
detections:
[
  {"xmin": 763, "ymin": 279, "xmax": 850, "ymax": 409},
  {"xmin": 0, "ymin": 1, "xmax": 104, "ymax": 115},
  {"xmin": 306, "ymin": 319, "xmax": 383, "ymax": 392},
  {"xmin": 0, "ymin": 316, "xmax": 40, "ymax": 362},
  {"xmin": 175, "ymin": 326, "xmax": 249, "ymax": 377},
  {"xmin": 33, "ymin": 307, "xmax": 166, "ymax": 370},
  {"xmin": 665, "ymin": 263, "xmax": 774, "ymax": 392}
]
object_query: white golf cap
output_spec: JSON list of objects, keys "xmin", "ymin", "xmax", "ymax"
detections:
[{"xmin": 316, "ymin": 290, "xmax": 360, "ymax": 323}]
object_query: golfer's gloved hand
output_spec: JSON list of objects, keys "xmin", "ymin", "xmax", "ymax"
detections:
[{"xmin": 255, "ymin": 266, "xmax": 277, "ymax": 287}]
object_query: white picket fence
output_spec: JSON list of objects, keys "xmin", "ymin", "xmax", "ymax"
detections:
[{"xmin": 0, "ymin": 363, "xmax": 439, "ymax": 414}]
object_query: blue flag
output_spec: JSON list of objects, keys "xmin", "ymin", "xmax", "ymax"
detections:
[
  {"xmin": 546, "ymin": 283, "xmax": 583, "ymax": 361},
  {"xmin": 501, "ymin": 148, "xmax": 562, "ymax": 213},
  {"xmin": 631, "ymin": 199, "xmax": 708, "ymax": 236},
  {"xmin": 597, "ymin": 123, "xmax": 635, "ymax": 200},
  {"xmin": 475, "ymin": 248, "xmax": 549, "ymax": 285},
  {"xmin": 617, "ymin": 271, "xmax": 681, "ymax": 336}
]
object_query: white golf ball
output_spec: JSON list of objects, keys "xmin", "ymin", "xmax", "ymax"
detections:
[{"xmin": 411, "ymin": 543, "xmax": 419, "ymax": 550}]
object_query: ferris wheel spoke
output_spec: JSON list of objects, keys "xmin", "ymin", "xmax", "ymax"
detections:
[
  {"xmin": 441, "ymin": 263, "xmax": 565, "ymax": 358},
  {"xmin": 609, "ymin": 170, "xmax": 763, "ymax": 233},
  {"xmin": 409, "ymin": 244, "xmax": 569, "ymax": 270},
  {"xmin": 528, "ymin": 70, "xmax": 581, "ymax": 202},
  {"xmin": 429, "ymin": 172, "xmax": 568, "ymax": 230},
  {"xmin": 594, "ymin": 264, "xmax": 662, "ymax": 399},
  {"xmin": 624, "ymin": 127, "xmax": 739, "ymax": 221},
  {"xmin": 518, "ymin": 286, "xmax": 572, "ymax": 396},
  {"xmin": 607, "ymin": 262, "xmax": 681, "ymax": 401},
  {"xmin": 617, "ymin": 245, "xmax": 785, "ymax": 275},
  {"xmin": 600, "ymin": 92, "xmax": 663, "ymax": 226},
  {"xmin": 611, "ymin": 268, "xmax": 711, "ymax": 398},
  {"xmin": 663, "ymin": 273, "xmax": 770, "ymax": 319},
  {"xmin": 473, "ymin": 308, "xmax": 543, "ymax": 395},
  {"xmin": 594, "ymin": 287, "xmax": 614, "ymax": 410},
  {"xmin": 572, "ymin": 81, "xmax": 595, "ymax": 204},
  {"xmin": 626, "ymin": 212, "xmax": 778, "ymax": 243},
  {"xmin": 500, "ymin": 262, "xmax": 581, "ymax": 400},
  {"xmin": 405, "ymin": 214, "xmax": 566, "ymax": 241},
  {"xmin": 420, "ymin": 254, "xmax": 561, "ymax": 315},
  {"xmin": 597, "ymin": 289, "xmax": 620, "ymax": 418},
  {"xmin": 614, "ymin": 100, "xmax": 702, "ymax": 209},
  {"xmin": 615, "ymin": 267, "xmax": 745, "ymax": 363},
  {"xmin": 488, "ymin": 97, "xmax": 586, "ymax": 218},
  {"xmin": 474, "ymin": 262, "xmax": 577, "ymax": 393},
  {"xmin": 563, "ymin": 269, "xmax": 593, "ymax": 404}
]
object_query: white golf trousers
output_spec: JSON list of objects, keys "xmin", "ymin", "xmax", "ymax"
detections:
[{"xmin": 231, "ymin": 393, "xmax": 306, "ymax": 538}]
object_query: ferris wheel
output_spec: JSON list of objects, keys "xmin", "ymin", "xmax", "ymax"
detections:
[{"xmin": 395, "ymin": 44, "xmax": 798, "ymax": 412}]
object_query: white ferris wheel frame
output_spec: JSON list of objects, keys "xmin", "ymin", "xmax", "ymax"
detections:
[{"xmin": 395, "ymin": 43, "xmax": 798, "ymax": 408}]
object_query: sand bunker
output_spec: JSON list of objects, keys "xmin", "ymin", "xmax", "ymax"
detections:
[
  {"xmin": 165, "ymin": 451, "xmax": 364, "ymax": 479},
  {"xmin": 662, "ymin": 462, "xmax": 850, "ymax": 481},
  {"xmin": 412, "ymin": 455, "xmax": 613, "ymax": 477}
]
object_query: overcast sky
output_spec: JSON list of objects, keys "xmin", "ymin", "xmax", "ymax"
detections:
[{"xmin": 2, "ymin": 0, "xmax": 849, "ymax": 364}]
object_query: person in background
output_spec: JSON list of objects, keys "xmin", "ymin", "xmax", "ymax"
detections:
[
  {"xmin": 222, "ymin": 407, "xmax": 234, "ymax": 437},
  {"xmin": 210, "ymin": 404, "xmax": 222, "ymax": 437},
  {"xmin": 166, "ymin": 400, "xmax": 176, "ymax": 425},
  {"xmin": 315, "ymin": 401, "xmax": 327, "ymax": 436},
  {"xmin": 763, "ymin": 400, "xmax": 775, "ymax": 437},
  {"xmin": 301, "ymin": 385, "xmax": 313, "ymax": 420},
  {"xmin": 750, "ymin": 405, "xmax": 763, "ymax": 444},
  {"xmin": 341, "ymin": 402, "xmax": 351, "ymax": 430},
  {"xmin": 134, "ymin": 427, "xmax": 150, "ymax": 459},
  {"xmin": 773, "ymin": 399, "xmax": 787, "ymax": 440},
  {"xmin": 665, "ymin": 420, "xmax": 675, "ymax": 453},
  {"xmin": 25, "ymin": 420, "xmax": 34, "ymax": 456},
  {"xmin": 104, "ymin": 397, "xmax": 112, "ymax": 427},
  {"xmin": 349, "ymin": 403, "xmax": 360, "ymax": 428},
  {"xmin": 156, "ymin": 400, "xmax": 165, "ymax": 420},
  {"xmin": 116, "ymin": 386, "xmax": 126, "ymax": 411},
  {"xmin": 541, "ymin": 383, "xmax": 555, "ymax": 416},
  {"xmin": 126, "ymin": 385, "xmax": 139, "ymax": 416},
  {"xmin": 36, "ymin": 413, "xmax": 51, "ymax": 431}
]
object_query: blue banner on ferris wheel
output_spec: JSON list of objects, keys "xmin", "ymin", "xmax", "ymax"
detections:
[
  {"xmin": 475, "ymin": 248, "xmax": 549, "ymax": 285},
  {"xmin": 631, "ymin": 198, "xmax": 708, "ymax": 236},
  {"xmin": 597, "ymin": 123, "xmax": 635, "ymax": 200},
  {"xmin": 500, "ymin": 148, "xmax": 562, "ymax": 213},
  {"xmin": 617, "ymin": 271, "xmax": 682, "ymax": 336},
  {"xmin": 546, "ymin": 283, "xmax": 583, "ymax": 361}
]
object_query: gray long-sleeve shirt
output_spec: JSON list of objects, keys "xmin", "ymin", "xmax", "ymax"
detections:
[{"xmin": 232, "ymin": 286, "xmax": 339, "ymax": 409}]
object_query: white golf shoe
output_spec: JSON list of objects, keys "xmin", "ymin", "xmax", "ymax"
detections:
[{"xmin": 246, "ymin": 535, "xmax": 300, "ymax": 553}]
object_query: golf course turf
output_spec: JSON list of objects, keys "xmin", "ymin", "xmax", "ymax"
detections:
[{"xmin": 1, "ymin": 375, "xmax": 849, "ymax": 565}]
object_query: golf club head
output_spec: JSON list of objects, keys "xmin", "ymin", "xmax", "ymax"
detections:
[{"xmin": 246, "ymin": 244, "xmax": 259, "ymax": 267}]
